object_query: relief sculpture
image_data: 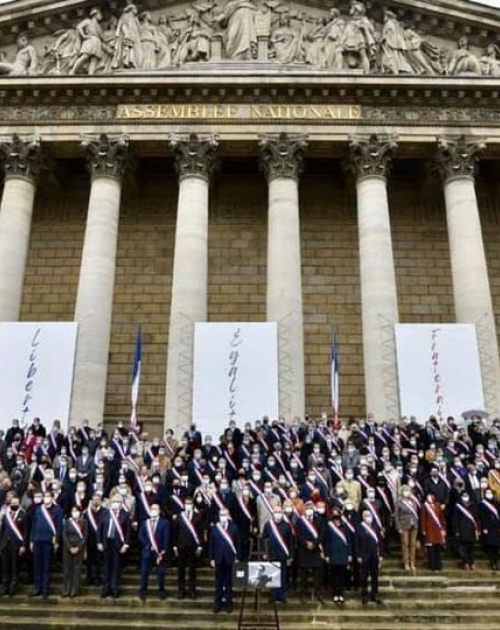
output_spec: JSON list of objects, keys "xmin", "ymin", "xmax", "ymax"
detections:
[{"xmin": 0, "ymin": 0, "xmax": 499, "ymax": 77}]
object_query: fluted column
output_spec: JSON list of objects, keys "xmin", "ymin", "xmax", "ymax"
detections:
[
  {"xmin": 438, "ymin": 136, "xmax": 500, "ymax": 417},
  {"xmin": 164, "ymin": 134, "xmax": 218, "ymax": 434},
  {"xmin": 0, "ymin": 135, "xmax": 41, "ymax": 321},
  {"xmin": 349, "ymin": 134, "xmax": 400, "ymax": 422},
  {"xmin": 70, "ymin": 134, "xmax": 129, "ymax": 425},
  {"xmin": 260, "ymin": 133, "xmax": 307, "ymax": 421}
]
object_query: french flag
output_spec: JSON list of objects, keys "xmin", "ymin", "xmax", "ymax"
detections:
[
  {"xmin": 331, "ymin": 328, "xmax": 340, "ymax": 422},
  {"xmin": 130, "ymin": 326, "xmax": 143, "ymax": 429}
]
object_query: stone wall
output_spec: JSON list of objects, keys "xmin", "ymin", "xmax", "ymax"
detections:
[{"xmin": 17, "ymin": 160, "xmax": 500, "ymax": 433}]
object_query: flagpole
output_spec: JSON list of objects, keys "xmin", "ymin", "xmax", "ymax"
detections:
[{"xmin": 331, "ymin": 325, "xmax": 340, "ymax": 425}]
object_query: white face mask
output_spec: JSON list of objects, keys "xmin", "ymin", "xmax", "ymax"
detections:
[
  {"xmin": 305, "ymin": 509, "xmax": 314, "ymax": 518},
  {"xmin": 151, "ymin": 509, "xmax": 160, "ymax": 518},
  {"xmin": 72, "ymin": 511, "xmax": 81, "ymax": 519},
  {"xmin": 111, "ymin": 502, "xmax": 121, "ymax": 511},
  {"xmin": 34, "ymin": 497, "xmax": 42, "ymax": 505},
  {"xmin": 364, "ymin": 515, "xmax": 373, "ymax": 525},
  {"xmin": 43, "ymin": 498, "xmax": 52, "ymax": 506},
  {"xmin": 220, "ymin": 516, "xmax": 229, "ymax": 525},
  {"xmin": 274, "ymin": 513, "xmax": 283, "ymax": 522}
]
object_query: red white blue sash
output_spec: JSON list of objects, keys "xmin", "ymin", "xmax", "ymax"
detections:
[
  {"xmin": 328, "ymin": 521, "xmax": 348, "ymax": 546},
  {"xmin": 140, "ymin": 492, "xmax": 152, "ymax": 517},
  {"xmin": 377, "ymin": 488, "xmax": 392, "ymax": 514},
  {"xmin": 362, "ymin": 522, "xmax": 379, "ymax": 545},
  {"xmin": 211, "ymin": 493, "xmax": 224, "ymax": 511},
  {"xmin": 292, "ymin": 453, "xmax": 304, "ymax": 469},
  {"xmin": 70, "ymin": 518, "xmax": 84, "ymax": 540},
  {"xmin": 265, "ymin": 468, "xmax": 278, "ymax": 483},
  {"xmin": 224, "ymin": 451, "xmax": 238, "ymax": 471},
  {"xmin": 482, "ymin": 500, "xmax": 499, "ymax": 520},
  {"xmin": 237, "ymin": 496, "xmax": 253, "ymax": 522},
  {"xmin": 86, "ymin": 508, "xmax": 99, "ymax": 533},
  {"xmin": 490, "ymin": 470, "xmax": 500, "ymax": 487},
  {"xmin": 259, "ymin": 494, "xmax": 275, "ymax": 516},
  {"xmin": 457, "ymin": 504, "xmax": 477, "ymax": 527},
  {"xmin": 171, "ymin": 493, "xmax": 185, "ymax": 511},
  {"xmin": 301, "ymin": 517, "xmax": 319, "ymax": 540},
  {"xmin": 50, "ymin": 432, "xmax": 58, "ymax": 452},
  {"xmin": 402, "ymin": 499, "xmax": 419, "ymax": 523},
  {"xmin": 5, "ymin": 510, "xmax": 24, "ymax": 543},
  {"xmin": 313, "ymin": 468, "xmax": 329, "ymax": 491},
  {"xmin": 365, "ymin": 501, "xmax": 382, "ymax": 529},
  {"xmin": 181, "ymin": 512, "xmax": 201, "ymax": 546},
  {"xmin": 342, "ymin": 515, "xmax": 355, "ymax": 535},
  {"xmin": 164, "ymin": 441, "xmax": 175, "ymax": 457},
  {"xmin": 216, "ymin": 523, "xmax": 237, "ymax": 555},
  {"xmin": 269, "ymin": 519, "xmax": 290, "ymax": 557},
  {"xmin": 424, "ymin": 502, "xmax": 445, "ymax": 533},
  {"xmin": 41, "ymin": 505, "xmax": 56, "ymax": 537},
  {"xmin": 112, "ymin": 438, "xmax": 125, "ymax": 459},
  {"xmin": 438, "ymin": 473, "xmax": 451, "ymax": 489},
  {"xmin": 147, "ymin": 519, "xmax": 160, "ymax": 554},
  {"xmin": 110, "ymin": 510, "xmax": 125, "ymax": 544}
]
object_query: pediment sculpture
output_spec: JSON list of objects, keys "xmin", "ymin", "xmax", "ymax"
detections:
[{"xmin": 0, "ymin": 0, "xmax": 500, "ymax": 78}]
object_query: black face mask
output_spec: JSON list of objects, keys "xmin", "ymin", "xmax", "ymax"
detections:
[{"xmin": 11, "ymin": 506, "xmax": 19, "ymax": 512}]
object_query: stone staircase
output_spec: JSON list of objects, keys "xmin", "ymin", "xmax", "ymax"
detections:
[{"xmin": 1, "ymin": 554, "xmax": 500, "ymax": 629}]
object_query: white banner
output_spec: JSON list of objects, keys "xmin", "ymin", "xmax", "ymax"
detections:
[
  {"xmin": 395, "ymin": 324, "xmax": 484, "ymax": 423},
  {"xmin": 192, "ymin": 323, "xmax": 279, "ymax": 439},
  {"xmin": 0, "ymin": 323, "xmax": 78, "ymax": 432}
]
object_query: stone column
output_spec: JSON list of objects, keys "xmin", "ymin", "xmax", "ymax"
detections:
[
  {"xmin": 164, "ymin": 134, "xmax": 218, "ymax": 435},
  {"xmin": 260, "ymin": 133, "xmax": 307, "ymax": 421},
  {"xmin": 0, "ymin": 135, "xmax": 41, "ymax": 321},
  {"xmin": 438, "ymin": 136, "xmax": 500, "ymax": 417},
  {"xmin": 349, "ymin": 134, "xmax": 400, "ymax": 422},
  {"xmin": 70, "ymin": 134, "xmax": 129, "ymax": 425}
]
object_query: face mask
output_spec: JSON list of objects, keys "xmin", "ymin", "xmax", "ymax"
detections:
[
  {"xmin": 72, "ymin": 511, "xmax": 81, "ymax": 519},
  {"xmin": 145, "ymin": 485, "xmax": 153, "ymax": 493},
  {"xmin": 242, "ymin": 489, "xmax": 250, "ymax": 497},
  {"xmin": 69, "ymin": 474, "xmax": 77, "ymax": 481},
  {"xmin": 317, "ymin": 508, "xmax": 326, "ymax": 515},
  {"xmin": 111, "ymin": 502, "xmax": 121, "ymax": 511},
  {"xmin": 220, "ymin": 484, "xmax": 229, "ymax": 492},
  {"xmin": 34, "ymin": 497, "xmax": 42, "ymax": 505},
  {"xmin": 285, "ymin": 507, "xmax": 293, "ymax": 514},
  {"xmin": 486, "ymin": 492, "xmax": 494, "ymax": 500},
  {"xmin": 185, "ymin": 505, "xmax": 194, "ymax": 513},
  {"xmin": 11, "ymin": 505, "xmax": 19, "ymax": 512},
  {"xmin": 274, "ymin": 513, "xmax": 283, "ymax": 522},
  {"xmin": 368, "ymin": 493, "xmax": 376, "ymax": 501},
  {"xmin": 43, "ymin": 498, "xmax": 52, "ymax": 506},
  {"xmin": 364, "ymin": 515, "xmax": 373, "ymax": 525},
  {"xmin": 305, "ymin": 509, "xmax": 314, "ymax": 518},
  {"xmin": 151, "ymin": 509, "xmax": 160, "ymax": 518},
  {"xmin": 220, "ymin": 516, "xmax": 229, "ymax": 525},
  {"xmin": 119, "ymin": 488, "xmax": 127, "ymax": 496},
  {"xmin": 346, "ymin": 473, "xmax": 354, "ymax": 481}
]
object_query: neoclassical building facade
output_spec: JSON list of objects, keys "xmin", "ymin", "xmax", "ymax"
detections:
[{"xmin": 1, "ymin": 0, "xmax": 500, "ymax": 434}]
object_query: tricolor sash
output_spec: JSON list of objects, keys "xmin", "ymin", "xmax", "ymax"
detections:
[
  {"xmin": 5, "ymin": 510, "xmax": 24, "ymax": 543},
  {"xmin": 457, "ymin": 504, "xmax": 477, "ymax": 527},
  {"xmin": 269, "ymin": 520, "xmax": 290, "ymax": 557},
  {"xmin": 259, "ymin": 494, "xmax": 275, "ymax": 516},
  {"xmin": 86, "ymin": 508, "xmax": 99, "ymax": 533},
  {"xmin": 377, "ymin": 488, "xmax": 393, "ymax": 515},
  {"xmin": 216, "ymin": 523, "xmax": 237, "ymax": 555},
  {"xmin": 70, "ymin": 518, "xmax": 84, "ymax": 540},
  {"xmin": 482, "ymin": 500, "xmax": 499, "ymax": 520},
  {"xmin": 147, "ymin": 519, "xmax": 160, "ymax": 554},
  {"xmin": 171, "ymin": 494, "xmax": 185, "ymax": 511},
  {"xmin": 362, "ymin": 522, "xmax": 379, "ymax": 545},
  {"xmin": 438, "ymin": 473, "xmax": 451, "ymax": 489},
  {"xmin": 112, "ymin": 438, "xmax": 125, "ymax": 459},
  {"xmin": 365, "ymin": 501, "xmax": 383, "ymax": 529},
  {"xmin": 328, "ymin": 521, "xmax": 348, "ymax": 546},
  {"xmin": 424, "ymin": 502, "xmax": 445, "ymax": 533},
  {"xmin": 402, "ymin": 499, "xmax": 420, "ymax": 523},
  {"xmin": 41, "ymin": 505, "xmax": 56, "ymax": 537},
  {"xmin": 342, "ymin": 515, "xmax": 355, "ymax": 535},
  {"xmin": 181, "ymin": 512, "xmax": 201, "ymax": 546},
  {"xmin": 211, "ymin": 493, "xmax": 224, "ymax": 512},
  {"xmin": 237, "ymin": 496, "xmax": 253, "ymax": 522},
  {"xmin": 140, "ymin": 492, "xmax": 152, "ymax": 518},
  {"xmin": 301, "ymin": 517, "xmax": 319, "ymax": 540},
  {"xmin": 110, "ymin": 510, "xmax": 125, "ymax": 544}
]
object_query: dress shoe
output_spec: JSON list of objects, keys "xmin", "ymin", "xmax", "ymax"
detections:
[
  {"xmin": 31, "ymin": 590, "xmax": 42, "ymax": 598},
  {"xmin": 159, "ymin": 591, "xmax": 167, "ymax": 600},
  {"xmin": 362, "ymin": 597, "xmax": 369, "ymax": 605},
  {"xmin": 213, "ymin": 604, "xmax": 222, "ymax": 614},
  {"xmin": 371, "ymin": 596, "xmax": 383, "ymax": 604},
  {"xmin": 177, "ymin": 589, "xmax": 186, "ymax": 600},
  {"xmin": 225, "ymin": 603, "xmax": 234, "ymax": 614}
]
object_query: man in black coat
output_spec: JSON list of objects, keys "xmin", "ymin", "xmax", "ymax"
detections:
[
  {"xmin": 173, "ymin": 497, "xmax": 206, "ymax": 599},
  {"xmin": 296, "ymin": 503, "xmax": 325, "ymax": 602},
  {"xmin": 0, "ymin": 495, "xmax": 27, "ymax": 596},
  {"xmin": 96, "ymin": 494, "xmax": 131, "ymax": 598},
  {"xmin": 356, "ymin": 509, "xmax": 383, "ymax": 605}
]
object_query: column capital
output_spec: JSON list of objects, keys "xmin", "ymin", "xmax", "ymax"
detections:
[
  {"xmin": 348, "ymin": 134, "xmax": 398, "ymax": 182},
  {"xmin": 82, "ymin": 134, "xmax": 130, "ymax": 181},
  {"xmin": 170, "ymin": 133, "xmax": 219, "ymax": 182},
  {"xmin": 259, "ymin": 133, "xmax": 307, "ymax": 182},
  {"xmin": 437, "ymin": 136, "xmax": 485, "ymax": 183},
  {"xmin": 0, "ymin": 134, "xmax": 42, "ymax": 182}
]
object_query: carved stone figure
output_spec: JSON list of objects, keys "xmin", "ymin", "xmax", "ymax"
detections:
[
  {"xmin": 139, "ymin": 11, "xmax": 160, "ymax": 70},
  {"xmin": 341, "ymin": 0, "xmax": 376, "ymax": 72},
  {"xmin": 44, "ymin": 27, "xmax": 80, "ymax": 74},
  {"xmin": 217, "ymin": 0, "xmax": 258, "ymax": 60},
  {"xmin": 447, "ymin": 36, "xmax": 482, "ymax": 75},
  {"xmin": 0, "ymin": 33, "xmax": 38, "ymax": 76},
  {"xmin": 113, "ymin": 1, "xmax": 143, "ymax": 70},
  {"xmin": 480, "ymin": 43, "xmax": 500, "ymax": 77},
  {"xmin": 404, "ymin": 26, "xmax": 442, "ymax": 75},
  {"xmin": 99, "ymin": 16, "xmax": 118, "ymax": 73},
  {"xmin": 156, "ymin": 16, "xmax": 178, "ymax": 68},
  {"xmin": 323, "ymin": 8, "xmax": 345, "ymax": 70},
  {"xmin": 70, "ymin": 8, "xmax": 110, "ymax": 75},
  {"xmin": 174, "ymin": 13, "xmax": 212, "ymax": 65},
  {"xmin": 304, "ymin": 16, "xmax": 326, "ymax": 67},
  {"xmin": 270, "ymin": 14, "xmax": 302, "ymax": 64},
  {"xmin": 380, "ymin": 10, "xmax": 412, "ymax": 74}
]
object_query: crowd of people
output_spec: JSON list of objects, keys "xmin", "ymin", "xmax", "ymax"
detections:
[{"xmin": 0, "ymin": 412, "xmax": 499, "ymax": 612}]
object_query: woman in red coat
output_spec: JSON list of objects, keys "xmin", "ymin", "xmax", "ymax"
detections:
[{"xmin": 420, "ymin": 492, "xmax": 446, "ymax": 571}]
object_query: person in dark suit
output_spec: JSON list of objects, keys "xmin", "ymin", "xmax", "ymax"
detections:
[
  {"xmin": 356, "ymin": 509, "xmax": 383, "ymax": 605},
  {"xmin": 62, "ymin": 506, "xmax": 87, "ymax": 597},
  {"xmin": 452, "ymin": 493, "xmax": 479, "ymax": 570},
  {"xmin": 479, "ymin": 489, "xmax": 500, "ymax": 570},
  {"xmin": 0, "ymin": 495, "xmax": 27, "ymax": 596},
  {"xmin": 84, "ymin": 492, "xmax": 104, "ymax": 586},
  {"xmin": 138, "ymin": 503, "xmax": 170, "ymax": 600},
  {"xmin": 173, "ymin": 497, "xmax": 205, "ymax": 599},
  {"xmin": 262, "ymin": 506, "xmax": 293, "ymax": 603},
  {"xmin": 296, "ymin": 503, "xmax": 325, "ymax": 602},
  {"xmin": 325, "ymin": 509, "xmax": 352, "ymax": 603},
  {"xmin": 30, "ymin": 491, "xmax": 63, "ymax": 599},
  {"xmin": 209, "ymin": 508, "xmax": 240, "ymax": 613},
  {"xmin": 96, "ymin": 494, "xmax": 131, "ymax": 598}
]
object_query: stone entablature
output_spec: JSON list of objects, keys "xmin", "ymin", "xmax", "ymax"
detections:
[{"xmin": 2, "ymin": 0, "xmax": 500, "ymax": 78}]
